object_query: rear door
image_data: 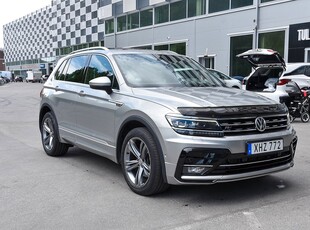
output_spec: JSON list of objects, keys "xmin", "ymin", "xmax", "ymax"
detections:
[{"xmin": 52, "ymin": 55, "xmax": 90, "ymax": 143}]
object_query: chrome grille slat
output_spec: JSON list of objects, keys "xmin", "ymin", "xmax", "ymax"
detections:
[
  {"xmin": 220, "ymin": 122, "xmax": 254, "ymax": 126},
  {"xmin": 223, "ymin": 128, "xmax": 257, "ymax": 133},
  {"xmin": 218, "ymin": 114, "xmax": 288, "ymax": 135}
]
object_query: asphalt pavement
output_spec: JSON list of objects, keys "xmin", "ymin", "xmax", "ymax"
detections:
[{"xmin": 1, "ymin": 83, "xmax": 309, "ymax": 230}]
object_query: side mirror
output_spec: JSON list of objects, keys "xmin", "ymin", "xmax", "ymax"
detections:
[{"xmin": 89, "ymin": 77, "xmax": 112, "ymax": 94}]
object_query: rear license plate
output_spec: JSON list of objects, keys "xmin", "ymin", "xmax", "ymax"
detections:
[{"xmin": 247, "ymin": 139, "xmax": 283, "ymax": 155}]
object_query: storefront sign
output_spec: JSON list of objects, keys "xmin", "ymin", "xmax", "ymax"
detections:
[
  {"xmin": 288, "ymin": 22, "xmax": 310, "ymax": 62},
  {"xmin": 297, "ymin": 29, "xmax": 310, "ymax": 41}
]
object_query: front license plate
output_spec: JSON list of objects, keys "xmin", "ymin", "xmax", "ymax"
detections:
[{"xmin": 247, "ymin": 139, "xmax": 283, "ymax": 155}]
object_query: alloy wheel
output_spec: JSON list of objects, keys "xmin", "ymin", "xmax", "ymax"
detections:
[
  {"xmin": 42, "ymin": 117, "xmax": 55, "ymax": 151},
  {"xmin": 124, "ymin": 137, "xmax": 151, "ymax": 188}
]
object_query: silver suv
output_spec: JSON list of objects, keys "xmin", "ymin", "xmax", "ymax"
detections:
[{"xmin": 39, "ymin": 47, "xmax": 297, "ymax": 195}]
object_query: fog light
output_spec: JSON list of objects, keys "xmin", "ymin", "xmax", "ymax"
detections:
[{"xmin": 186, "ymin": 166, "xmax": 209, "ymax": 174}]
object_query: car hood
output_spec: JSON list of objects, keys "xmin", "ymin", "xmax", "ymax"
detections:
[{"xmin": 131, "ymin": 87, "xmax": 277, "ymax": 109}]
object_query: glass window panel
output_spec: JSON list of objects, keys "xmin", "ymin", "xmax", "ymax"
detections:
[
  {"xmin": 230, "ymin": 35, "xmax": 253, "ymax": 77},
  {"xmin": 231, "ymin": 0, "xmax": 253, "ymax": 9},
  {"xmin": 289, "ymin": 66, "xmax": 306, "ymax": 75},
  {"xmin": 170, "ymin": 42, "xmax": 186, "ymax": 55},
  {"xmin": 85, "ymin": 55, "xmax": 116, "ymax": 87},
  {"xmin": 261, "ymin": 0, "xmax": 275, "ymax": 3},
  {"xmin": 170, "ymin": 0, "xmax": 186, "ymax": 21},
  {"xmin": 113, "ymin": 54, "xmax": 223, "ymax": 87},
  {"xmin": 55, "ymin": 59, "xmax": 68, "ymax": 81},
  {"xmin": 154, "ymin": 45, "xmax": 169, "ymax": 51},
  {"xmin": 258, "ymin": 31, "xmax": 285, "ymax": 56},
  {"xmin": 199, "ymin": 56, "xmax": 215, "ymax": 68},
  {"xmin": 133, "ymin": 45, "xmax": 152, "ymax": 50},
  {"xmin": 105, "ymin": 19, "xmax": 114, "ymax": 34},
  {"xmin": 117, "ymin": 15, "xmax": 127, "ymax": 32},
  {"xmin": 65, "ymin": 56, "xmax": 89, "ymax": 83},
  {"xmin": 127, "ymin": 12, "xmax": 139, "ymax": 30},
  {"xmin": 188, "ymin": 0, "xmax": 206, "ymax": 18},
  {"xmin": 155, "ymin": 4, "xmax": 169, "ymax": 24},
  {"xmin": 140, "ymin": 9, "xmax": 153, "ymax": 27},
  {"xmin": 209, "ymin": 0, "xmax": 229, "ymax": 13}
]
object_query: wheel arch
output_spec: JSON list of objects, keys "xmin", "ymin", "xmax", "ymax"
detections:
[
  {"xmin": 116, "ymin": 116, "xmax": 167, "ymax": 183},
  {"xmin": 39, "ymin": 104, "xmax": 62, "ymax": 142},
  {"xmin": 39, "ymin": 103, "xmax": 53, "ymax": 131}
]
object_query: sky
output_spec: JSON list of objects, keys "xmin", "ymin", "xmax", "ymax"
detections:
[{"xmin": 0, "ymin": 0, "xmax": 52, "ymax": 48}]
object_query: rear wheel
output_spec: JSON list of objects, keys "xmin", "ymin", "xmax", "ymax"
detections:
[
  {"xmin": 121, "ymin": 128, "xmax": 168, "ymax": 196},
  {"xmin": 41, "ymin": 112, "xmax": 69, "ymax": 156}
]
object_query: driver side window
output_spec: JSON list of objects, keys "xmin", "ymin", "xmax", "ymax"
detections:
[{"xmin": 85, "ymin": 55, "xmax": 119, "ymax": 89}]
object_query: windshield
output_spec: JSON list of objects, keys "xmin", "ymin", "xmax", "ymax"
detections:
[{"xmin": 113, "ymin": 53, "xmax": 223, "ymax": 87}]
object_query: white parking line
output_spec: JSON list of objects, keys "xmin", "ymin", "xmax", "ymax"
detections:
[{"xmin": 243, "ymin": 211, "xmax": 262, "ymax": 229}]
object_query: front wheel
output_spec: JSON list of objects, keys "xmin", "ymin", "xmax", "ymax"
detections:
[
  {"xmin": 40, "ymin": 112, "xmax": 69, "ymax": 156},
  {"xmin": 121, "ymin": 128, "xmax": 168, "ymax": 196}
]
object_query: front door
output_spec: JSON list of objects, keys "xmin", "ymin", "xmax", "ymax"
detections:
[{"xmin": 74, "ymin": 55, "xmax": 120, "ymax": 160}]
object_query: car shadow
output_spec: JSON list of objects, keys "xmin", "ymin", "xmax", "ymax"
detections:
[
  {"xmin": 62, "ymin": 146, "xmax": 298, "ymax": 203},
  {"xmin": 159, "ymin": 175, "xmax": 296, "ymax": 203}
]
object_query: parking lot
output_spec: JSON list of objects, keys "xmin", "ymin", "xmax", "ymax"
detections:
[{"xmin": 1, "ymin": 82, "xmax": 310, "ymax": 230}]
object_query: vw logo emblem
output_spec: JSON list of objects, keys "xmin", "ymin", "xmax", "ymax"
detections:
[{"xmin": 255, "ymin": 117, "xmax": 266, "ymax": 132}]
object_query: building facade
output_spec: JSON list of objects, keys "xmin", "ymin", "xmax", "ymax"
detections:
[{"xmin": 3, "ymin": 0, "xmax": 310, "ymax": 77}]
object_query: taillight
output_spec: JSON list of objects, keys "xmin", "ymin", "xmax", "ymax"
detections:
[
  {"xmin": 301, "ymin": 90, "xmax": 308, "ymax": 97},
  {"xmin": 277, "ymin": 79, "xmax": 291, "ymax": 86}
]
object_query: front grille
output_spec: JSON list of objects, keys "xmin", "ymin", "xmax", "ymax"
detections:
[{"xmin": 217, "ymin": 114, "xmax": 288, "ymax": 136}]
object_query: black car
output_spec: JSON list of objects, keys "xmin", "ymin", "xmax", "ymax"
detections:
[
  {"xmin": 14, "ymin": 76, "xmax": 24, "ymax": 82},
  {"xmin": 1, "ymin": 76, "xmax": 10, "ymax": 83}
]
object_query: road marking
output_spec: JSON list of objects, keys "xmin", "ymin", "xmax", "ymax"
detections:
[{"xmin": 243, "ymin": 211, "xmax": 262, "ymax": 229}]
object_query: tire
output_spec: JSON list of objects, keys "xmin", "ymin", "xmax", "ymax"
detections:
[
  {"xmin": 289, "ymin": 114, "xmax": 295, "ymax": 123},
  {"xmin": 121, "ymin": 127, "xmax": 169, "ymax": 196},
  {"xmin": 301, "ymin": 112, "xmax": 310, "ymax": 123},
  {"xmin": 40, "ymin": 112, "xmax": 69, "ymax": 156}
]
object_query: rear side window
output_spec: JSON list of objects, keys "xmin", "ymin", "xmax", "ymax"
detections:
[
  {"xmin": 284, "ymin": 66, "xmax": 306, "ymax": 76},
  {"xmin": 55, "ymin": 59, "xmax": 68, "ymax": 81},
  {"xmin": 305, "ymin": 67, "xmax": 310, "ymax": 77},
  {"xmin": 64, "ymin": 55, "xmax": 89, "ymax": 83},
  {"xmin": 85, "ymin": 55, "xmax": 119, "ymax": 89}
]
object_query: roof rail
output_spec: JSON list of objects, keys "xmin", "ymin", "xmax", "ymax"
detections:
[{"xmin": 70, "ymin": 46, "xmax": 109, "ymax": 54}]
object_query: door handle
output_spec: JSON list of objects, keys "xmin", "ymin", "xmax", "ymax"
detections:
[{"xmin": 78, "ymin": 90, "xmax": 86, "ymax": 96}]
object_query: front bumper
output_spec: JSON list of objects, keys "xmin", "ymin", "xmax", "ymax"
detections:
[{"xmin": 164, "ymin": 129, "xmax": 297, "ymax": 185}]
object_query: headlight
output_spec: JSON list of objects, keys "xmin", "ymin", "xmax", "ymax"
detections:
[{"xmin": 166, "ymin": 115, "xmax": 224, "ymax": 137}]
